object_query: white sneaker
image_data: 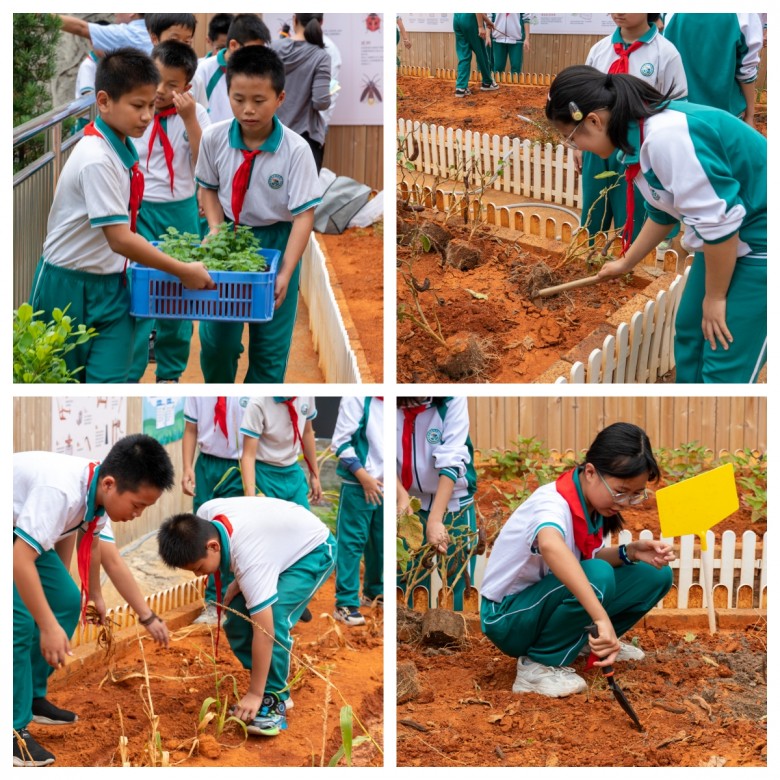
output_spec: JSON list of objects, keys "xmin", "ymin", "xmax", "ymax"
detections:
[
  {"xmin": 333, "ymin": 606, "xmax": 366, "ymax": 626},
  {"xmin": 578, "ymin": 640, "xmax": 646, "ymax": 662},
  {"xmin": 193, "ymin": 605, "xmax": 225, "ymax": 625},
  {"xmin": 512, "ymin": 657, "xmax": 587, "ymax": 697}
]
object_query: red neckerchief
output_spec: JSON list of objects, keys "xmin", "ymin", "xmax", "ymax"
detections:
[
  {"xmin": 146, "ymin": 106, "xmax": 177, "ymax": 193},
  {"xmin": 279, "ymin": 398, "xmax": 316, "ymax": 476},
  {"xmin": 621, "ymin": 118, "xmax": 645, "ymax": 255},
  {"xmin": 609, "ymin": 39, "xmax": 645, "ymax": 74},
  {"xmin": 84, "ymin": 121, "xmax": 144, "ymax": 233},
  {"xmin": 211, "ymin": 513, "xmax": 233, "ymax": 659},
  {"xmin": 400, "ymin": 405, "xmax": 427, "ymax": 490},
  {"xmin": 214, "ymin": 397, "xmax": 228, "ymax": 438},
  {"xmin": 231, "ymin": 149, "xmax": 262, "ymax": 226},
  {"xmin": 554, "ymin": 468, "xmax": 604, "ymax": 560},
  {"xmin": 76, "ymin": 462, "xmax": 102, "ymax": 625}
]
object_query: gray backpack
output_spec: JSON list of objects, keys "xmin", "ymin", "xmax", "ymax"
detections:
[{"xmin": 313, "ymin": 175, "xmax": 372, "ymax": 234}]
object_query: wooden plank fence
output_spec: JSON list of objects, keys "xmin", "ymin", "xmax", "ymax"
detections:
[{"xmin": 405, "ymin": 530, "xmax": 767, "ymax": 613}]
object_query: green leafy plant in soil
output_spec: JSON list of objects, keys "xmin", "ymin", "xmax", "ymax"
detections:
[
  {"xmin": 157, "ymin": 223, "xmax": 268, "ymax": 272},
  {"xmin": 13, "ymin": 302, "xmax": 98, "ymax": 383}
]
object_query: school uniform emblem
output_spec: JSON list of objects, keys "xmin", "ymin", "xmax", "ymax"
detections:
[
  {"xmin": 650, "ymin": 190, "xmax": 660, "ymax": 201},
  {"xmin": 300, "ymin": 402, "xmax": 310, "ymax": 415},
  {"xmin": 268, "ymin": 173, "xmax": 284, "ymax": 189},
  {"xmin": 239, "ymin": 397, "xmax": 249, "ymax": 407},
  {"xmin": 426, "ymin": 428, "xmax": 442, "ymax": 444},
  {"xmin": 640, "ymin": 63, "xmax": 655, "ymax": 77}
]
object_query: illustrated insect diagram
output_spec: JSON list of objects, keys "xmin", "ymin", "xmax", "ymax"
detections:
[{"xmin": 360, "ymin": 74, "xmax": 382, "ymax": 105}]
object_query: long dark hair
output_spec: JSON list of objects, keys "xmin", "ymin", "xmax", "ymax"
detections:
[
  {"xmin": 581, "ymin": 422, "xmax": 660, "ymax": 534},
  {"xmin": 545, "ymin": 64, "xmax": 680, "ymax": 155},
  {"xmin": 295, "ymin": 13, "xmax": 325, "ymax": 48}
]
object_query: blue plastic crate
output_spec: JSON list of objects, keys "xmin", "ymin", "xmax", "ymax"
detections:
[{"xmin": 129, "ymin": 248, "xmax": 280, "ymax": 323}]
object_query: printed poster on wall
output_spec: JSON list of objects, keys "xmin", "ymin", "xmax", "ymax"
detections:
[
  {"xmin": 141, "ymin": 397, "xmax": 185, "ymax": 445},
  {"xmin": 51, "ymin": 397, "xmax": 127, "ymax": 460},
  {"xmin": 403, "ymin": 12, "xmax": 616, "ymax": 36},
  {"xmin": 263, "ymin": 13, "xmax": 383, "ymax": 125}
]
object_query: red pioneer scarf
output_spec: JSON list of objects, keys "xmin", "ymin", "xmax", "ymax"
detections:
[
  {"xmin": 555, "ymin": 468, "xmax": 604, "ymax": 561},
  {"xmin": 214, "ymin": 396, "xmax": 228, "ymax": 438},
  {"xmin": 145, "ymin": 106, "xmax": 177, "ymax": 193},
  {"xmin": 84, "ymin": 121, "xmax": 144, "ymax": 233},
  {"xmin": 621, "ymin": 118, "xmax": 645, "ymax": 255},
  {"xmin": 231, "ymin": 149, "xmax": 262, "ymax": 226},
  {"xmin": 400, "ymin": 405, "xmax": 427, "ymax": 490},
  {"xmin": 609, "ymin": 39, "xmax": 645, "ymax": 75},
  {"xmin": 76, "ymin": 462, "xmax": 104, "ymax": 625},
  {"xmin": 211, "ymin": 513, "xmax": 233, "ymax": 659},
  {"xmin": 279, "ymin": 398, "xmax": 316, "ymax": 476}
]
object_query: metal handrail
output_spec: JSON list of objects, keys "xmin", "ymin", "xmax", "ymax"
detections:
[{"xmin": 13, "ymin": 93, "xmax": 95, "ymax": 149}]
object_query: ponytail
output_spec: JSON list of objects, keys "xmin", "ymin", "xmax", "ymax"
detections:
[
  {"xmin": 295, "ymin": 13, "xmax": 325, "ymax": 48},
  {"xmin": 546, "ymin": 65, "xmax": 681, "ymax": 155}
]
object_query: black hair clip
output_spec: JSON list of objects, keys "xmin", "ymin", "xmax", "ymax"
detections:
[{"xmin": 569, "ymin": 101, "xmax": 583, "ymax": 121}]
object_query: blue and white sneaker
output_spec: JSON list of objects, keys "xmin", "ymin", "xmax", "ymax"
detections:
[
  {"xmin": 247, "ymin": 694, "xmax": 288, "ymax": 736},
  {"xmin": 334, "ymin": 606, "xmax": 366, "ymax": 626}
]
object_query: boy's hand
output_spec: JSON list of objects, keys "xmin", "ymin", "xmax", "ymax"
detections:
[
  {"xmin": 177, "ymin": 261, "xmax": 215, "ymax": 290},
  {"xmin": 396, "ymin": 482, "xmax": 412, "ymax": 516},
  {"xmin": 308, "ymin": 474, "xmax": 323, "ymax": 503},
  {"xmin": 223, "ymin": 580, "xmax": 241, "ymax": 607},
  {"xmin": 274, "ymin": 268, "xmax": 292, "ymax": 309},
  {"xmin": 425, "ymin": 516, "xmax": 449, "ymax": 553},
  {"xmin": 40, "ymin": 623, "xmax": 73, "ymax": 668},
  {"xmin": 182, "ymin": 466, "xmax": 196, "ymax": 497},
  {"xmin": 88, "ymin": 595, "xmax": 107, "ymax": 624},
  {"xmin": 143, "ymin": 615, "xmax": 170, "ymax": 647},
  {"xmin": 358, "ymin": 473, "xmax": 383, "ymax": 505},
  {"xmin": 233, "ymin": 692, "xmax": 263, "ymax": 723},
  {"xmin": 172, "ymin": 90, "xmax": 196, "ymax": 122}
]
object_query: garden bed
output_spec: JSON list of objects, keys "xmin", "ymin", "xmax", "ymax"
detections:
[{"xmin": 43, "ymin": 576, "xmax": 383, "ymax": 767}]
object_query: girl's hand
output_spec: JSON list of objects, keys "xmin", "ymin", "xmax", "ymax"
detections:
[
  {"xmin": 597, "ymin": 255, "xmax": 634, "ymax": 281},
  {"xmin": 573, "ymin": 149, "xmax": 583, "ymax": 173},
  {"xmin": 425, "ymin": 516, "xmax": 449, "ymax": 553},
  {"xmin": 589, "ymin": 617, "xmax": 620, "ymax": 667},
  {"xmin": 88, "ymin": 595, "xmax": 107, "ymax": 625},
  {"xmin": 629, "ymin": 539, "xmax": 675, "ymax": 569},
  {"xmin": 701, "ymin": 295, "xmax": 733, "ymax": 351}
]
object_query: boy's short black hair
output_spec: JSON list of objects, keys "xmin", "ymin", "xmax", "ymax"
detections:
[
  {"xmin": 158, "ymin": 513, "xmax": 219, "ymax": 568},
  {"xmin": 227, "ymin": 13, "xmax": 271, "ymax": 46},
  {"xmin": 100, "ymin": 433, "xmax": 175, "ymax": 493},
  {"xmin": 152, "ymin": 40, "xmax": 199, "ymax": 84},
  {"xmin": 95, "ymin": 47, "xmax": 159, "ymax": 99},
  {"xmin": 208, "ymin": 13, "xmax": 235, "ymax": 41},
  {"xmin": 145, "ymin": 13, "xmax": 197, "ymax": 38},
  {"xmin": 227, "ymin": 45, "xmax": 285, "ymax": 95}
]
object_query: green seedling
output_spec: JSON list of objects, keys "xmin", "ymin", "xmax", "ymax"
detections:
[
  {"xmin": 197, "ymin": 650, "xmax": 248, "ymax": 739},
  {"xmin": 157, "ymin": 223, "xmax": 268, "ymax": 272},
  {"xmin": 328, "ymin": 706, "xmax": 370, "ymax": 767}
]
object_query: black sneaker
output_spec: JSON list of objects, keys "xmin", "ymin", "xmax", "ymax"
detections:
[
  {"xmin": 13, "ymin": 729, "xmax": 55, "ymax": 766},
  {"xmin": 32, "ymin": 697, "xmax": 78, "ymax": 725},
  {"xmin": 299, "ymin": 607, "xmax": 313, "ymax": 623}
]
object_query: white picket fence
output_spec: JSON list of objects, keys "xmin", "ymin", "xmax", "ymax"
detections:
[
  {"xmin": 419, "ymin": 530, "xmax": 767, "ymax": 613},
  {"xmin": 398, "ymin": 118, "xmax": 582, "ymax": 208}
]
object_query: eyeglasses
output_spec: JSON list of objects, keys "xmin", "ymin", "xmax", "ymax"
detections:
[
  {"xmin": 596, "ymin": 470, "xmax": 649, "ymax": 506},
  {"xmin": 561, "ymin": 120, "xmax": 584, "ymax": 150}
]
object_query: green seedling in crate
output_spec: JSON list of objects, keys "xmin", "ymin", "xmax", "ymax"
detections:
[{"xmin": 157, "ymin": 224, "xmax": 268, "ymax": 272}]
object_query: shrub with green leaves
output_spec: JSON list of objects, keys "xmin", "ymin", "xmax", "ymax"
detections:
[
  {"xmin": 13, "ymin": 303, "xmax": 98, "ymax": 383},
  {"xmin": 157, "ymin": 224, "xmax": 268, "ymax": 272}
]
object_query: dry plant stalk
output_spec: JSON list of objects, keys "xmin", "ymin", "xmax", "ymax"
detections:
[
  {"xmin": 116, "ymin": 705, "xmax": 131, "ymax": 767},
  {"xmin": 137, "ymin": 636, "xmax": 170, "ymax": 767},
  {"xmin": 319, "ymin": 668, "xmax": 333, "ymax": 767}
]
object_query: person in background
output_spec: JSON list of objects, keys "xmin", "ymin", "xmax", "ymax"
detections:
[
  {"xmin": 452, "ymin": 13, "xmax": 499, "ymax": 97},
  {"xmin": 489, "ymin": 13, "xmax": 530, "ymax": 78},
  {"xmin": 58, "ymin": 13, "xmax": 153, "ymax": 54}
]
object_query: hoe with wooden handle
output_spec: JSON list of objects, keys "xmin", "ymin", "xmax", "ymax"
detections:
[{"xmin": 532, "ymin": 275, "xmax": 602, "ymax": 306}]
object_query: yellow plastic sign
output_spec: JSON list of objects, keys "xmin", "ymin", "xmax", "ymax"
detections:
[{"xmin": 656, "ymin": 463, "xmax": 739, "ymax": 551}]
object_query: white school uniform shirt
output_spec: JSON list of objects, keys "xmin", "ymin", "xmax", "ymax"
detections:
[
  {"xmin": 490, "ymin": 13, "xmax": 529, "ymax": 44},
  {"xmin": 184, "ymin": 397, "xmax": 249, "ymax": 460},
  {"xmin": 240, "ymin": 397, "xmax": 317, "ymax": 467},
  {"xmin": 198, "ymin": 496, "xmax": 330, "ymax": 614},
  {"xmin": 586, "ymin": 26, "xmax": 687, "ymax": 96},
  {"xmin": 331, "ymin": 396, "xmax": 384, "ymax": 481},
  {"xmin": 396, "ymin": 398, "xmax": 476, "ymax": 513},
  {"xmin": 14, "ymin": 452, "xmax": 109, "ymax": 555},
  {"xmin": 192, "ymin": 49, "xmax": 232, "ymax": 123},
  {"xmin": 135, "ymin": 104, "xmax": 211, "ymax": 202},
  {"xmin": 195, "ymin": 116, "xmax": 323, "ymax": 226},
  {"xmin": 75, "ymin": 53, "xmax": 98, "ymax": 98},
  {"xmin": 88, "ymin": 18, "xmax": 153, "ymax": 54},
  {"xmin": 42, "ymin": 116, "xmax": 136, "ymax": 274},
  {"xmin": 479, "ymin": 481, "xmax": 605, "ymax": 602}
]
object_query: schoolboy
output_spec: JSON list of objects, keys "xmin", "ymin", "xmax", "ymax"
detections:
[
  {"xmin": 145, "ymin": 13, "xmax": 197, "ymax": 47},
  {"xmin": 194, "ymin": 46, "xmax": 323, "ymax": 383},
  {"xmin": 202, "ymin": 13, "xmax": 235, "ymax": 60},
  {"xmin": 192, "ymin": 13, "xmax": 271, "ymax": 123},
  {"xmin": 239, "ymin": 397, "xmax": 321, "ymax": 507},
  {"xmin": 330, "ymin": 397, "xmax": 384, "ymax": 627},
  {"xmin": 158, "ymin": 497, "xmax": 336, "ymax": 735},
  {"xmin": 128, "ymin": 41, "xmax": 211, "ymax": 383},
  {"xmin": 13, "ymin": 434, "xmax": 175, "ymax": 766},
  {"xmin": 182, "ymin": 396, "xmax": 248, "ymax": 624},
  {"xmin": 29, "ymin": 48, "xmax": 213, "ymax": 384}
]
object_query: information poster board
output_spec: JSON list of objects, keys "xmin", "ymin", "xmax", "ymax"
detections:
[
  {"xmin": 51, "ymin": 397, "xmax": 126, "ymax": 459},
  {"xmin": 403, "ymin": 12, "xmax": 615, "ymax": 36},
  {"xmin": 263, "ymin": 13, "xmax": 384, "ymax": 125},
  {"xmin": 141, "ymin": 397, "xmax": 185, "ymax": 445}
]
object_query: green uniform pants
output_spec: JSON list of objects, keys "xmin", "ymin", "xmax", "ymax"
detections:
[
  {"xmin": 491, "ymin": 41, "xmax": 524, "ymax": 75},
  {"xmin": 199, "ymin": 221, "xmax": 298, "ymax": 384},
  {"xmin": 675, "ymin": 252, "xmax": 767, "ymax": 383},
  {"xmin": 129, "ymin": 196, "xmax": 199, "ymax": 382},
  {"xmin": 30, "ymin": 258, "xmax": 133, "ymax": 383},
  {"xmin": 13, "ymin": 546, "xmax": 81, "ymax": 730},
  {"xmin": 254, "ymin": 460, "xmax": 310, "ymax": 509},
  {"xmin": 453, "ymin": 14, "xmax": 493, "ymax": 90},
  {"xmin": 334, "ymin": 481, "xmax": 384, "ymax": 607},
  {"xmin": 223, "ymin": 537, "xmax": 336, "ymax": 701},
  {"xmin": 481, "ymin": 558, "xmax": 673, "ymax": 666},
  {"xmin": 397, "ymin": 503, "xmax": 477, "ymax": 611}
]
